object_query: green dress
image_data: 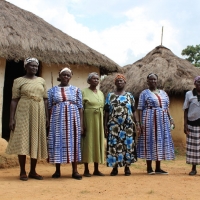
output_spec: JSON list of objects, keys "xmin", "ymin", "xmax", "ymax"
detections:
[{"xmin": 81, "ymin": 88, "xmax": 104, "ymax": 163}]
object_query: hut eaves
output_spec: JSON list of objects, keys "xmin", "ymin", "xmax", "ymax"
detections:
[{"xmin": 0, "ymin": 0, "xmax": 120, "ymax": 74}]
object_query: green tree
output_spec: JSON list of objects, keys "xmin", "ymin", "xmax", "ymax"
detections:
[{"xmin": 181, "ymin": 45, "xmax": 200, "ymax": 67}]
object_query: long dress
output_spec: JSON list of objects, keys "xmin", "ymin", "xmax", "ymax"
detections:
[
  {"xmin": 6, "ymin": 77, "xmax": 48, "ymax": 159},
  {"xmin": 105, "ymin": 92, "xmax": 137, "ymax": 167},
  {"xmin": 81, "ymin": 88, "xmax": 104, "ymax": 163},
  {"xmin": 137, "ymin": 89, "xmax": 175, "ymax": 161},
  {"xmin": 47, "ymin": 85, "xmax": 83, "ymax": 163}
]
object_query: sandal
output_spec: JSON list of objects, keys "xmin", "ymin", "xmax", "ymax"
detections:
[
  {"xmin": 20, "ymin": 173, "xmax": 28, "ymax": 181},
  {"xmin": 124, "ymin": 167, "xmax": 131, "ymax": 176},
  {"xmin": 110, "ymin": 168, "xmax": 118, "ymax": 176},
  {"xmin": 28, "ymin": 173, "xmax": 43, "ymax": 180},
  {"xmin": 93, "ymin": 171, "xmax": 105, "ymax": 176},
  {"xmin": 52, "ymin": 172, "xmax": 61, "ymax": 178},
  {"xmin": 72, "ymin": 172, "xmax": 82, "ymax": 180}
]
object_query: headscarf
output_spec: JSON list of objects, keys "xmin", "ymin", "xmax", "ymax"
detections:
[
  {"xmin": 24, "ymin": 57, "xmax": 39, "ymax": 68},
  {"xmin": 114, "ymin": 74, "xmax": 126, "ymax": 82},
  {"xmin": 147, "ymin": 73, "xmax": 158, "ymax": 79},
  {"xmin": 60, "ymin": 67, "xmax": 72, "ymax": 74},
  {"xmin": 194, "ymin": 76, "xmax": 200, "ymax": 83},
  {"xmin": 87, "ymin": 72, "xmax": 99, "ymax": 83}
]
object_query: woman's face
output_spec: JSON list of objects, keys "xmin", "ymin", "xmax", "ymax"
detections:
[
  {"xmin": 115, "ymin": 78, "xmax": 126, "ymax": 89},
  {"xmin": 59, "ymin": 70, "xmax": 72, "ymax": 86},
  {"xmin": 89, "ymin": 75, "xmax": 99, "ymax": 87},
  {"xmin": 195, "ymin": 79, "xmax": 200, "ymax": 91},
  {"xmin": 25, "ymin": 61, "xmax": 38, "ymax": 75},
  {"xmin": 147, "ymin": 74, "xmax": 158, "ymax": 88}
]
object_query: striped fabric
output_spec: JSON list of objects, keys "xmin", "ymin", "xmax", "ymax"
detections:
[
  {"xmin": 137, "ymin": 89, "xmax": 175, "ymax": 161},
  {"xmin": 47, "ymin": 85, "xmax": 83, "ymax": 163},
  {"xmin": 186, "ymin": 125, "xmax": 200, "ymax": 165}
]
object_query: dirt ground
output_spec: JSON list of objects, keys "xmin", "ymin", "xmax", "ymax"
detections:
[{"xmin": 0, "ymin": 155, "xmax": 200, "ymax": 200}]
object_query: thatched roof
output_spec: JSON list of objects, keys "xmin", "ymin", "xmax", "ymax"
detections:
[
  {"xmin": 100, "ymin": 45, "xmax": 200, "ymax": 98},
  {"xmin": 0, "ymin": 0, "xmax": 120, "ymax": 74}
]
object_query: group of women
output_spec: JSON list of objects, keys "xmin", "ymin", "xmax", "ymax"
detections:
[{"xmin": 5, "ymin": 57, "xmax": 200, "ymax": 181}]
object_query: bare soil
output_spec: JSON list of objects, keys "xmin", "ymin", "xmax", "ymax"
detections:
[{"xmin": 0, "ymin": 155, "xmax": 200, "ymax": 200}]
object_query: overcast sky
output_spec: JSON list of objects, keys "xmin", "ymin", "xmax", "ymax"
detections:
[{"xmin": 6, "ymin": 0, "xmax": 200, "ymax": 66}]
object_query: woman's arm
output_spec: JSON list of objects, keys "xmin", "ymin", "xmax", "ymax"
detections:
[
  {"xmin": 104, "ymin": 111, "xmax": 109, "ymax": 137},
  {"xmin": 44, "ymin": 98, "xmax": 49, "ymax": 128},
  {"xmin": 184, "ymin": 109, "xmax": 189, "ymax": 135},
  {"xmin": 9, "ymin": 98, "xmax": 20, "ymax": 131},
  {"xmin": 167, "ymin": 108, "xmax": 175, "ymax": 128}
]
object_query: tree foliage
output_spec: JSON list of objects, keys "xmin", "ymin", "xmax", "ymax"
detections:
[{"xmin": 181, "ymin": 45, "xmax": 200, "ymax": 67}]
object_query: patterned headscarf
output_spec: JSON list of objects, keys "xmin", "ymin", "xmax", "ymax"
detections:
[
  {"xmin": 194, "ymin": 76, "xmax": 200, "ymax": 83},
  {"xmin": 60, "ymin": 67, "xmax": 72, "ymax": 74},
  {"xmin": 114, "ymin": 74, "xmax": 126, "ymax": 82},
  {"xmin": 24, "ymin": 57, "xmax": 39, "ymax": 68},
  {"xmin": 87, "ymin": 72, "xmax": 99, "ymax": 83}
]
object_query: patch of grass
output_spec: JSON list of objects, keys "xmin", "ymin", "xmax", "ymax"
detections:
[
  {"xmin": 147, "ymin": 190, "xmax": 154, "ymax": 194},
  {"xmin": 80, "ymin": 190, "xmax": 90, "ymax": 194}
]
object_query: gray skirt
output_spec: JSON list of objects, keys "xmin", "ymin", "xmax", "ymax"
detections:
[{"xmin": 186, "ymin": 125, "xmax": 200, "ymax": 165}]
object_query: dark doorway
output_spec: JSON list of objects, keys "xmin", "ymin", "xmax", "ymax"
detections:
[{"xmin": 2, "ymin": 60, "xmax": 40, "ymax": 140}]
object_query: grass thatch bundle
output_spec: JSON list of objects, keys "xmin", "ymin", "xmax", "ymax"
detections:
[
  {"xmin": 0, "ymin": 0, "xmax": 119, "ymax": 74},
  {"xmin": 100, "ymin": 45, "xmax": 200, "ymax": 98}
]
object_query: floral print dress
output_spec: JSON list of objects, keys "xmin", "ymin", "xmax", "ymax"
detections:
[{"xmin": 104, "ymin": 92, "xmax": 137, "ymax": 167}]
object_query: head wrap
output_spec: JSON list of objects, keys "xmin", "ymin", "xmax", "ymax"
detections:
[
  {"xmin": 147, "ymin": 73, "xmax": 158, "ymax": 79},
  {"xmin": 114, "ymin": 74, "xmax": 126, "ymax": 82},
  {"xmin": 60, "ymin": 67, "xmax": 72, "ymax": 74},
  {"xmin": 87, "ymin": 72, "xmax": 99, "ymax": 83},
  {"xmin": 24, "ymin": 57, "xmax": 39, "ymax": 68},
  {"xmin": 194, "ymin": 76, "xmax": 200, "ymax": 83}
]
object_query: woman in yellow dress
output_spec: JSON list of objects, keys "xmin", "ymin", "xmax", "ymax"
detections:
[
  {"xmin": 81, "ymin": 72, "xmax": 105, "ymax": 177},
  {"xmin": 6, "ymin": 57, "xmax": 49, "ymax": 181}
]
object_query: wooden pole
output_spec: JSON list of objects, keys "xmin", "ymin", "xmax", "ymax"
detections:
[
  {"xmin": 51, "ymin": 72, "xmax": 53, "ymax": 87},
  {"xmin": 161, "ymin": 26, "xmax": 163, "ymax": 46}
]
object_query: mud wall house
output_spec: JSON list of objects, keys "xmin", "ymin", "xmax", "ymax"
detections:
[
  {"xmin": 0, "ymin": 0, "xmax": 120, "ymax": 139},
  {"xmin": 101, "ymin": 45, "xmax": 200, "ymax": 149}
]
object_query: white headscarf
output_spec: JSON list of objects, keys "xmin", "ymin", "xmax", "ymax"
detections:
[
  {"xmin": 60, "ymin": 67, "xmax": 72, "ymax": 74},
  {"xmin": 24, "ymin": 57, "xmax": 39, "ymax": 68}
]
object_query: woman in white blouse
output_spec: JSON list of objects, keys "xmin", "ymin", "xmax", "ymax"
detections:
[{"xmin": 183, "ymin": 76, "xmax": 200, "ymax": 176}]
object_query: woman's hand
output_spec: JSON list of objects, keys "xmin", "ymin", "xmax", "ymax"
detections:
[
  {"xmin": 136, "ymin": 124, "xmax": 141, "ymax": 136},
  {"xmin": 170, "ymin": 119, "xmax": 175, "ymax": 130},
  {"xmin": 46, "ymin": 118, "xmax": 49, "ymax": 129},
  {"xmin": 104, "ymin": 126, "xmax": 108, "ymax": 138},
  {"xmin": 81, "ymin": 126, "xmax": 86, "ymax": 137},
  {"xmin": 9, "ymin": 119, "xmax": 16, "ymax": 131},
  {"xmin": 184, "ymin": 123, "xmax": 189, "ymax": 135}
]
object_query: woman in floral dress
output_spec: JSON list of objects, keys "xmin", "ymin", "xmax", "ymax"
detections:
[{"xmin": 104, "ymin": 74, "xmax": 139, "ymax": 176}]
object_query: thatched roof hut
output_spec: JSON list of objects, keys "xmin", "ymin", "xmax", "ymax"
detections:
[
  {"xmin": 0, "ymin": 0, "xmax": 119, "ymax": 74},
  {"xmin": 101, "ymin": 45, "xmax": 200, "ymax": 97},
  {"xmin": 0, "ymin": 0, "xmax": 120, "ymax": 139},
  {"xmin": 101, "ymin": 45, "xmax": 200, "ymax": 149}
]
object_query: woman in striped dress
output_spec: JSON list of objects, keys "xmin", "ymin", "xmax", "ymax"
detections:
[
  {"xmin": 183, "ymin": 76, "xmax": 200, "ymax": 176},
  {"xmin": 137, "ymin": 73, "xmax": 175, "ymax": 175},
  {"xmin": 48, "ymin": 67, "xmax": 83, "ymax": 180}
]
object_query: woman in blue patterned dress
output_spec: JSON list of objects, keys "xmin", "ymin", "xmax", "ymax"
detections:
[
  {"xmin": 104, "ymin": 74, "xmax": 139, "ymax": 176},
  {"xmin": 137, "ymin": 73, "xmax": 175, "ymax": 175},
  {"xmin": 48, "ymin": 67, "xmax": 83, "ymax": 180}
]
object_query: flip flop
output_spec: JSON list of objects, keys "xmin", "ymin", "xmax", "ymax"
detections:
[{"xmin": 28, "ymin": 173, "xmax": 43, "ymax": 180}]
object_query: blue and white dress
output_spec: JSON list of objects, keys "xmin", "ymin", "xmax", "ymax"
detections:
[
  {"xmin": 47, "ymin": 85, "xmax": 83, "ymax": 163},
  {"xmin": 137, "ymin": 89, "xmax": 175, "ymax": 161},
  {"xmin": 104, "ymin": 92, "xmax": 137, "ymax": 167}
]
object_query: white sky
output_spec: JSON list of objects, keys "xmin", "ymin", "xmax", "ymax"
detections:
[{"xmin": 6, "ymin": 0, "xmax": 200, "ymax": 66}]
